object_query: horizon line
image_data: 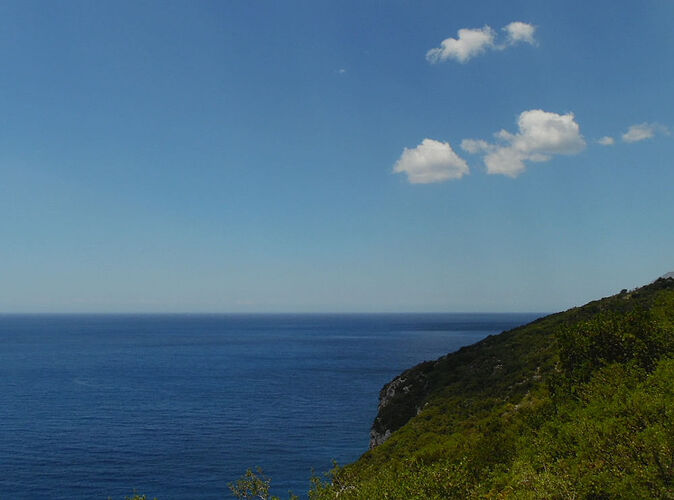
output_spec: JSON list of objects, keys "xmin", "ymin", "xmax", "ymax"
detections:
[{"xmin": 0, "ymin": 310, "xmax": 549, "ymax": 316}]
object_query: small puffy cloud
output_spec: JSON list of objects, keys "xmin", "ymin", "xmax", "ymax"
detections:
[
  {"xmin": 504, "ymin": 21, "xmax": 536, "ymax": 45},
  {"xmin": 597, "ymin": 136, "xmax": 615, "ymax": 146},
  {"xmin": 623, "ymin": 123, "xmax": 655, "ymax": 143},
  {"xmin": 460, "ymin": 138, "xmax": 494, "ymax": 154},
  {"xmin": 393, "ymin": 138, "xmax": 469, "ymax": 184},
  {"xmin": 426, "ymin": 26, "xmax": 496, "ymax": 64},
  {"xmin": 483, "ymin": 146, "xmax": 529, "ymax": 177},
  {"xmin": 427, "ymin": 22, "xmax": 536, "ymax": 64},
  {"xmin": 462, "ymin": 109, "xmax": 585, "ymax": 177},
  {"xmin": 338, "ymin": 68, "xmax": 347, "ymax": 75},
  {"xmin": 621, "ymin": 122, "xmax": 669, "ymax": 143}
]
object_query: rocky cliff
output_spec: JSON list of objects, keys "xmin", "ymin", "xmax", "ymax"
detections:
[
  {"xmin": 369, "ymin": 361, "xmax": 433, "ymax": 448},
  {"xmin": 367, "ymin": 276, "xmax": 674, "ymax": 453}
]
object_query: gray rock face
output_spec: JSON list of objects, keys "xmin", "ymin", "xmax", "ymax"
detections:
[
  {"xmin": 369, "ymin": 374, "xmax": 414, "ymax": 449},
  {"xmin": 368, "ymin": 361, "xmax": 433, "ymax": 449},
  {"xmin": 369, "ymin": 427, "xmax": 392, "ymax": 449},
  {"xmin": 377, "ymin": 375, "xmax": 413, "ymax": 412}
]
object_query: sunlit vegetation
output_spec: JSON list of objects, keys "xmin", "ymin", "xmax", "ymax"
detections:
[{"xmin": 228, "ymin": 467, "xmax": 298, "ymax": 500}]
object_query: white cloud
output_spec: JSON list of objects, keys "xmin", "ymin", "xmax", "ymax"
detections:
[
  {"xmin": 463, "ymin": 110, "xmax": 585, "ymax": 177},
  {"xmin": 597, "ymin": 136, "xmax": 615, "ymax": 146},
  {"xmin": 393, "ymin": 138, "xmax": 469, "ymax": 184},
  {"xmin": 621, "ymin": 122, "xmax": 669, "ymax": 143},
  {"xmin": 427, "ymin": 22, "xmax": 536, "ymax": 64},
  {"xmin": 622, "ymin": 123, "xmax": 655, "ymax": 143},
  {"xmin": 504, "ymin": 21, "xmax": 537, "ymax": 45},
  {"xmin": 426, "ymin": 26, "xmax": 496, "ymax": 64},
  {"xmin": 460, "ymin": 138, "xmax": 493, "ymax": 154}
]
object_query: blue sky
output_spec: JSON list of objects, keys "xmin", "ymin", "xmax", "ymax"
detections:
[{"xmin": 1, "ymin": 0, "xmax": 672, "ymax": 312}]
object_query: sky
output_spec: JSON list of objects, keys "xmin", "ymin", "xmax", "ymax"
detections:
[{"xmin": 1, "ymin": 0, "xmax": 673, "ymax": 313}]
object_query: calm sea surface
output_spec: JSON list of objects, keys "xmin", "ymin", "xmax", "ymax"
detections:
[{"xmin": 0, "ymin": 313, "xmax": 541, "ymax": 499}]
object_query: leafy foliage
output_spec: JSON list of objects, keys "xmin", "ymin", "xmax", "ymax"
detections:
[
  {"xmin": 229, "ymin": 467, "xmax": 298, "ymax": 500},
  {"xmin": 556, "ymin": 307, "xmax": 672, "ymax": 382}
]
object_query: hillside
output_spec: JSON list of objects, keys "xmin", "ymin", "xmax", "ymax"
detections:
[{"xmin": 308, "ymin": 278, "xmax": 674, "ymax": 499}]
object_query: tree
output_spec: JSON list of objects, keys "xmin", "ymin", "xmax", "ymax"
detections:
[{"xmin": 229, "ymin": 468, "xmax": 298, "ymax": 500}]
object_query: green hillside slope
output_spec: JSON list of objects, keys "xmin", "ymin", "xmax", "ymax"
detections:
[{"xmin": 309, "ymin": 278, "xmax": 674, "ymax": 499}]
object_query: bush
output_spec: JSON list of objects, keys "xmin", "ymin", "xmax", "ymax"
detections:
[
  {"xmin": 556, "ymin": 308, "xmax": 672, "ymax": 386},
  {"xmin": 229, "ymin": 468, "xmax": 298, "ymax": 500}
]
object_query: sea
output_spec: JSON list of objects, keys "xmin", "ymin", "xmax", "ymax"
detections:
[{"xmin": 0, "ymin": 313, "xmax": 541, "ymax": 499}]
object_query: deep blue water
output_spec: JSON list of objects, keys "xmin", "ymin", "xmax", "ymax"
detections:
[{"xmin": 0, "ymin": 313, "xmax": 541, "ymax": 499}]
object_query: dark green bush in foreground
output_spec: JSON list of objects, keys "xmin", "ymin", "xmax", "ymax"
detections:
[{"xmin": 228, "ymin": 467, "xmax": 298, "ymax": 500}]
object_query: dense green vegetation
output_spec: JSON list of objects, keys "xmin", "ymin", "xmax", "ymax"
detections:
[
  {"xmin": 308, "ymin": 278, "xmax": 674, "ymax": 499},
  {"xmin": 228, "ymin": 467, "xmax": 299, "ymax": 500}
]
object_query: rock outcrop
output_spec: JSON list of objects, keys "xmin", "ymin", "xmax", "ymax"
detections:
[{"xmin": 369, "ymin": 360, "xmax": 434, "ymax": 449}]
